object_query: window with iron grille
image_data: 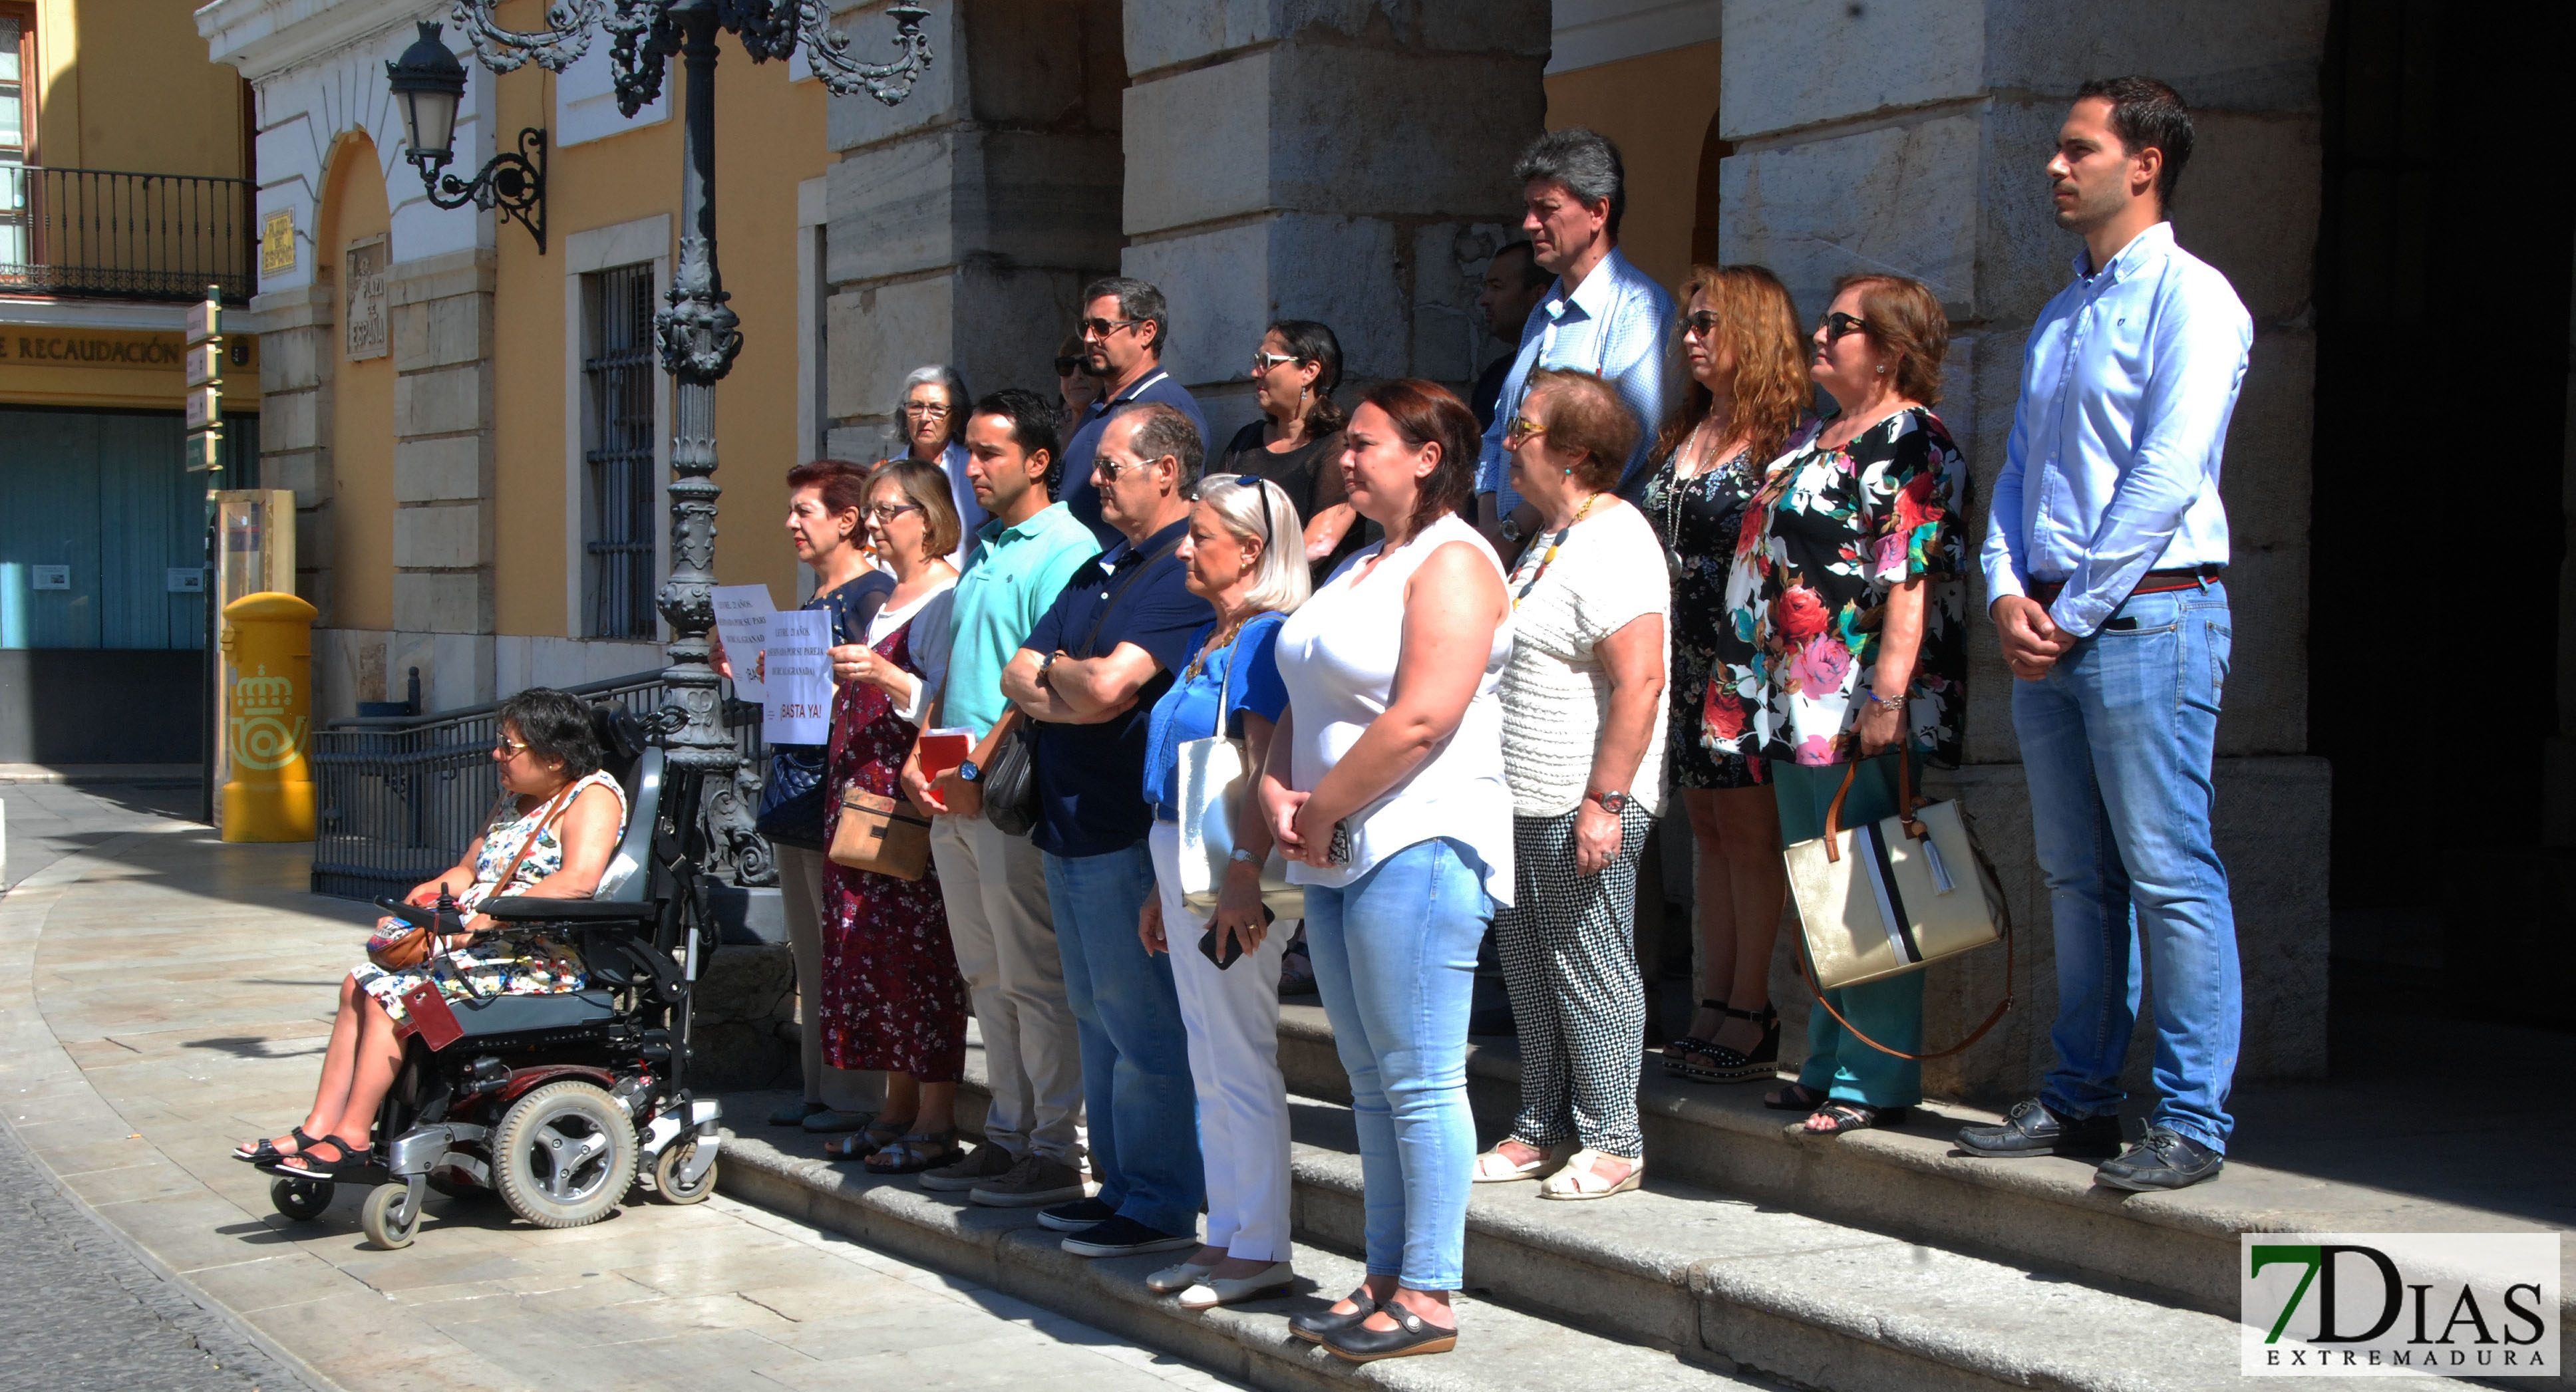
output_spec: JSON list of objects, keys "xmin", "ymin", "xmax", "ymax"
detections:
[
  {"xmin": 0, "ymin": 7, "xmax": 31, "ymax": 276},
  {"xmin": 581, "ymin": 263, "xmax": 657, "ymax": 638}
]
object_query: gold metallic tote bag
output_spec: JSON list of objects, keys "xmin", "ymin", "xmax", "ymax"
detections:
[
  {"xmin": 1176, "ymin": 625, "xmax": 1305, "ymax": 921},
  {"xmin": 1786, "ymin": 755, "xmax": 2013, "ymax": 1059}
]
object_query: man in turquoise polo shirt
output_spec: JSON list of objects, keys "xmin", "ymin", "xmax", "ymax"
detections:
[{"xmin": 899, "ymin": 386, "xmax": 1098, "ymax": 1207}]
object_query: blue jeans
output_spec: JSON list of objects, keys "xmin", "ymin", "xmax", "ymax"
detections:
[
  {"xmin": 2013, "ymin": 582, "xmax": 2239, "ymax": 1152},
  {"xmin": 1774, "ymin": 755, "xmax": 1924, "ymax": 1109},
  {"xmin": 1044, "ymin": 843, "xmax": 1204, "ymax": 1235},
  {"xmin": 1302, "ymin": 837, "xmax": 1492, "ymax": 1291}
]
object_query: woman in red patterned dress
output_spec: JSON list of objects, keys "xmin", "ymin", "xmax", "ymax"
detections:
[{"xmin": 816, "ymin": 460, "xmax": 971, "ymax": 1173}]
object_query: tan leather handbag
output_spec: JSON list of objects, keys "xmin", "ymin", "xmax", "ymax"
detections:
[
  {"xmin": 1786, "ymin": 755, "xmax": 2013, "ymax": 1060},
  {"xmin": 830, "ymin": 785, "xmax": 932, "ymax": 881}
]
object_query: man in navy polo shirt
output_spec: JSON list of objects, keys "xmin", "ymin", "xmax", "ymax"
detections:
[
  {"xmin": 999, "ymin": 402, "xmax": 1215, "ymax": 1259},
  {"xmin": 1060, "ymin": 277, "xmax": 1207, "ymax": 547}
]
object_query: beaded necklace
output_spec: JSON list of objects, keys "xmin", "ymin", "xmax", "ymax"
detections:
[{"xmin": 1511, "ymin": 492, "xmax": 1601, "ymax": 611}]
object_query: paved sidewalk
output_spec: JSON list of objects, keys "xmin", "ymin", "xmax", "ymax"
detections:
[{"xmin": 0, "ymin": 790, "xmax": 1241, "ymax": 1392}]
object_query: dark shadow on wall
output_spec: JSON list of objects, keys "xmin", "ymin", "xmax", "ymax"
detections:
[{"xmin": 0, "ymin": 649, "xmax": 204, "ymax": 762}]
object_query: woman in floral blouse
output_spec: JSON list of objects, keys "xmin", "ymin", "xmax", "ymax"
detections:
[{"xmin": 1708, "ymin": 272, "xmax": 1967, "ymax": 1135}]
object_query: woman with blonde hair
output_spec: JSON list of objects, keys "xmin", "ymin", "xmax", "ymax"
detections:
[
  {"xmin": 1634, "ymin": 265, "xmax": 1813, "ymax": 1086},
  {"xmin": 1720, "ymin": 273, "xmax": 1969, "ymax": 1136},
  {"xmin": 1135, "ymin": 474, "xmax": 1311, "ymax": 1308}
]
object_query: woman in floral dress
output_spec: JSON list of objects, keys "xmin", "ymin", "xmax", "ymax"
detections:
[
  {"xmin": 1708, "ymin": 273, "xmax": 1967, "ymax": 1136},
  {"xmin": 234, "ymin": 688, "xmax": 628, "ymax": 1177},
  {"xmin": 1629, "ymin": 265, "xmax": 1813, "ymax": 1085},
  {"xmin": 816, "ymin": 459, "xmax": 971, "ymax": 1173}
]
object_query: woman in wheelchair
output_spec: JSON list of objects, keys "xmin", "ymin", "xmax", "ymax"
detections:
[{"xmin": 233, "ymin": 688, "xmax": 629, "ymax": 1177}]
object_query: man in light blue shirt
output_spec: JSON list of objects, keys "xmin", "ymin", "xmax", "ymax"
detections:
[
  {"xmin": 1960, "ymin": 78, "xmax": 2251, "ymax": 1193},
  {"xmin": 1474, "ymin": 128, "xmax": 1674, "ymax": 559}
]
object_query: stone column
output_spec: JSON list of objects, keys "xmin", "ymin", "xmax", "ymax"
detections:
[
  {"xmin": 823, "ymin": 0, "xmax": 1126, "ymax": 459},
  {"xmin": 388, "ymin": 249, "xmax": 499, "ymax": 711},
  {"xmin": 249, "ymin": 280, "xmax": 335, "ymax": 619},
  {"xmin": 1718, "ymin": 0, "xmax": 2333, "ymax": 1098},
  {"xmin": 1117, "ymin": 2, "xmax": 1549, "ymax": 438}
]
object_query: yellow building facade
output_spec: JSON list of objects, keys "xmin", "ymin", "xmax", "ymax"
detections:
[{"xmin": 0, "ymin": 0, "xmax": 259, "ymax": 760}]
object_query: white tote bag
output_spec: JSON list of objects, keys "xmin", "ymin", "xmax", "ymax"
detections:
[{"xmin": 1175, "ymin": 626, "xmax": 1305, "ymax": 920}]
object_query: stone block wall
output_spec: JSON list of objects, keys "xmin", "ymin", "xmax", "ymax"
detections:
[
  {"xmin": 1719, "ymin": 0, "xmax": 2333, "ymax": 1089},
  {"xmin": 388, "ymin": 249, "xmax": 500, "ymax": 712},
  {"xmin": 1117, "ymin": 0, "xmax": 1549, "ymax": 442},
  {"xmin": 824, "ymin": 0, "xmax": 1128, "ymax": 447}
]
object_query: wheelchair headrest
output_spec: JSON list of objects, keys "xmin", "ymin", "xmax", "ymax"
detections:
[{"xmin": 589, "ymin": 703, "xmax": 647, "ymax": 765}]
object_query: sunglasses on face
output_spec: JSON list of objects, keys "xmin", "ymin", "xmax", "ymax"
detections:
[
  {"xmin": 493, "ymin": 738, "xmax": 529, "ymax": 758},
  {"xmin": 1249, "ymin": 350, "xmax": 1299, "ymax": 374},
  {"xmin": 1503, "ymin": 416, "xmax": 1549, "ymax": 448},
  {"xmin": 1094, "ymin": 453, "xmax": 1165, "ymax": 482},
  {"xmin": 1054, "ymin": 355, "xmax": 1082, "ymax": 377},
  {"xmin": 1817, "ymin": 311, "xmax": 1873, "ymax": 343},
  {"xmin": 1683, "ymin": 311, "xmax": 1722, "ymax": 339},
  {"xmin": 1078, "ymin": 317, "xmax": 1142, "ymax": 340}
]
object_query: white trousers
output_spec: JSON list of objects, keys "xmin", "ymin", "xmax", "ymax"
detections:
[
  {"xmin": 776, "ymin": 845, "xmax": 881, "ymax": 1111},
  {"xmin": 930, "ymin": 814, "xmax": 1085, "ymax": 1163},
  {"xmin": 1147, "ymin": 821, "xmax": 1293, "ymax": 1262}
]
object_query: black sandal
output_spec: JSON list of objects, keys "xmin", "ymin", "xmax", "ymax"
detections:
[
  {"xmin": 1764, "ymin": 1081, "xmax": 1828, "ymax": 1112},
  {"xmin": 271, "ymin": 1135, "xmax": 371, "ymax": 1179},
  {"xmin": 1661, "ymin": 998, "xmax": 1728, "ymax": 1076},
  {"xmin": 234, "ymin": 1125, "xmax": 319, "ymax": 1164},
  {"xmin": 1800, "ymin": 1101, "xmax": 1912, "ymax": 1135},
  {"xmin": 862, "ymin": 1129, "xmax": 963, "ymax": 1175},
  {"xmin": 1671, "ymin": 1005, "xmax": 1780, "ymax": 1084}
]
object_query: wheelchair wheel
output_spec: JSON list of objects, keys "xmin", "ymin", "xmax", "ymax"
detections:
[
  {"xmin": 490, "ymin": 1080, "xmax": 637, "ymax": 1229},
  {"xmin": 269, "ymin": 1175, "xmax": 331, "ymax": 1222},
  {"xmin": 651, "ymin": 1137, "xmax": 717, "ymax": 1205},
  {"xmin": 361, "ymin": 1183, "xmax": 419, "ymax": 1250}
]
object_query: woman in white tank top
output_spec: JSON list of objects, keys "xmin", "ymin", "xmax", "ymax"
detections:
[{"xmin": 1259, "ymin": 382, "xmax": 1510, "ymax": 1363}]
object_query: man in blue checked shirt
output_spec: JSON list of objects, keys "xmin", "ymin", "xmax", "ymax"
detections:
[
  {"xmin": 1959, "ymin": 78, "xmax": 2252, "ymax": 1194},
  {"xmin": 1474, "ymin": 128, "xmax": 1674, "ymax": 561}
]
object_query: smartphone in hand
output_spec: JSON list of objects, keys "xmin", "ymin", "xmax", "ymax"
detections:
[{"xmin": 1197, "ymin": 922, "xmax": 1243, "ymax": 971}]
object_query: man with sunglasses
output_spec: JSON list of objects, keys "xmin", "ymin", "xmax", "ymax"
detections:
[
  {"xmin": 1060, "ymin": 277, "xmax": 1208, "ymax": 548},
  {"xmin": 1964, "ymin": 77, "xmax": 2252, "ymax": 1192},
  {"xmin": 1474, "ymin": 128, "xmax": 1673, "ymax": 561}
]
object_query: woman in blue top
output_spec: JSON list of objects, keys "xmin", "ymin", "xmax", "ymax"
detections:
[{"xmin": 1135, "ymin": 474, "xmax": 1308, "ymax": 1310}]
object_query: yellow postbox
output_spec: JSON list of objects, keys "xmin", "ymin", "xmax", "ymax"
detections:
[{"xmin": 218, "ymin": 591, "xmax": 319, "ymax": 842}]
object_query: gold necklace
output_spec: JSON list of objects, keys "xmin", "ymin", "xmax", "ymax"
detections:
[{"xmin": 1512, "ymin": 492, "xmax": 1601, "ymax": 610}]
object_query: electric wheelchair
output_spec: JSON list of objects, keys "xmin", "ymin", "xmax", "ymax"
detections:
[{"xmin": 267, "ymin": 704, "xmax": 728, "ymax": 1249}]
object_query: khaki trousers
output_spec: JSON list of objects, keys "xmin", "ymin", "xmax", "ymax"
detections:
[{"xmin": 930, "ymin": 814, "xmax": 1084, "ymax": 1163}]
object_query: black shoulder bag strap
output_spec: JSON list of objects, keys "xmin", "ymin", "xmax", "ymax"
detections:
[{"xmin": 1070, "ymin": 536, "xmax": 1184, "ymax": 660}]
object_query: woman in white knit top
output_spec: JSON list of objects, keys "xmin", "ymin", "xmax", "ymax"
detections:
[{"xmin": 1475, "ymin": 368, "xmax": 1670, "ymax": 1201}]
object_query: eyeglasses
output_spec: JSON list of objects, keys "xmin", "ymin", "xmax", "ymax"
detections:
[
  {"xmin": 1206, "ymin": 474, "xmax": 1275, "ymax": 551},
  {"xmin": 866, "ymin": 502, "xmax": 923, "ymax": 523},
  {"xmin": 493, "ymin": 737, "xmax": 529, "ymax": 758},
  {"xmin": 1683, "ymin": 311, "xmax": 1722, "ymax": 339},
  {"xmin": 1093, "ymin": 452, "xmax": 1166, "ymax": 482},
  {"xmin": 1054, "ymin": 354, "xmax": 1083, "ymax": 376},
  {"xmin": 1249, "ymin": 350, "xmax": 1299, "ymax": 374},
  {"xmin": 899, "ymin": 400, "xmax": 951, "ymax": 419},
  {"xmin": 1503, "ymin": 416, "xmax": 1549, "ymax": 448},
  {"xmin": 1078, "ymin": 317, "xmax": 1142, "ymax": 340},
  {"xmin": 1818, "ymin": 311, "xmax": 1873, "ymax": 343}
]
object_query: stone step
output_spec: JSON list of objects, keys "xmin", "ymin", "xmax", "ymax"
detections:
[
  {"xmin": 1274, "ymin": 1004, "xmax": 2576, "ymax": 1335},
  {"xmin": 723, "ymin": 1059, "xmax": 2466, "ymax": 1392},
  {"xmin": 716, "ymin": 1127, "xmax": 1774, "ymax": 1392}
]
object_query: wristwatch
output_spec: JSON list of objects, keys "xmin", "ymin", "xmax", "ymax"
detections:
[
  {"xmin": 1588, "ymin": 788, "xmax": 1632, "ymax": 815},
  {"xmin": 955, "ymin": 760, "xmax": 981, "ymax": 783},
  {"xmin": 1498, "ymin": 515, "xmax": 1526, "ymax": 546},
  {"xmin": 1228, "ymin": 846, "xmax": 1259, "ymax": 866},
  {"xmin": 1036, "ymin": 650, "xmax": 1061, "ymax": 685}
]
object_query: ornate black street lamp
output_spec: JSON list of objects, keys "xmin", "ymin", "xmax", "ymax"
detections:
[
  {"xmin": 387, "ymin": 23, "xmax": 548, "ymax": 251},
  {"xmin": 394, "ymin": 3, "xmax": 931, "ymax": 787}
]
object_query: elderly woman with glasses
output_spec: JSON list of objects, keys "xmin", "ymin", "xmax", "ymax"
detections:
[
  {"xmin": 1219, "ymin": 320, "xmax": 1367, "ymax": 581},
  {"xmin": 896, "ymin": 364, "xmax": 985, "ymax": 567},
  {"xmin": 233, "ymin": 688, "xmax": 627, "ymax": 1178},
  {"xmin": 1133, "ymin": 474, "xmax": 1312, "ymax": 1310},
  {"xmin": 1472, "ymin": 368, "xmax": 1669, "ymax": 1201}
]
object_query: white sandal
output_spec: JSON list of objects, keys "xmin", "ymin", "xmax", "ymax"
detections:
[
  {"xmin": 1538, "ymin": 1148, "xmax": 1642, "ymax": 1200},
  {"xmin": 1472, "ymin": 1139, "xmax": 1565, "ymax": 1183}
]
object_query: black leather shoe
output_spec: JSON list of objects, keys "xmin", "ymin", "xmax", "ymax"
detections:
[
  {"xmin": 1323, "ymin": 1306, "xmax": 1458, "ymax": 1362},
  {"xmin": 2094, "ymin": 1126, "xmax": 2223, "ymax": 1192},
  {"xmin": 1289, "ymin": 1290, "xmax": 1378, "ymax": 1344},
  {"xmin": 1957, "ymin": 1098, "xmax": 2122, "ymax": 1158}
]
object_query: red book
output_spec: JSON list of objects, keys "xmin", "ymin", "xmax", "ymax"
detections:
[{"xmin": 917, "ymin": 728, "xmax": 973, "ymax": 783}]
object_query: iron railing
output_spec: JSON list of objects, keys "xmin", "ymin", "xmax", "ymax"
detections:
[
  {"xmin": 310, "ymin": 671, "xmax": 768, "ymax": 903},
  {"xmin": 0, "ymin": 165, "xmax": 257, "ymax": 304}
]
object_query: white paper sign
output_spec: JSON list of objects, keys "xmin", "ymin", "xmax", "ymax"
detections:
[
  {"xmin": 763, "ymin": 609, "xmax": 833, "ymax": 745},
  {"xmin": 710, "ymin": 584, "xmax": 777, "ymax": 704}
]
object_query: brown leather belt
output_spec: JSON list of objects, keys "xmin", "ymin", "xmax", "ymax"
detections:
[{"xmin": 2027, "ymin": 565, "xmax": 2222, "ymax": 608}]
